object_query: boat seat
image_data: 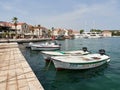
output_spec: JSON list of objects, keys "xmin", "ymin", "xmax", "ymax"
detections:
[
  {"xmin": 81, "ymin": 57, "xmax": 91, "ymax": 61},
  {"xmin": 91, "ymin": 57, "xmax": 101, "ymax": 60},
  {"xmin": 51, "ymin": 43, "xmax": 55, "ymax": 45}
]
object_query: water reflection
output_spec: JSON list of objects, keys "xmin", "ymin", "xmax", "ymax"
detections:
[
  {"xmin": 55, "ymin": 63, "xmax": 109, "ymax": 80},
  {"xmin": 19, "ymin": 37, "xmax": 120, "ymax": 90},
  {"xmin": 48, "ymin": 63, "xmax": 109, "ymax": 90}
]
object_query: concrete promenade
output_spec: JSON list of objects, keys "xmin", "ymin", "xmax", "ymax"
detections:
[{"xmin": 0, "ymin": 43, "xmax": 44, "ymax": 90}]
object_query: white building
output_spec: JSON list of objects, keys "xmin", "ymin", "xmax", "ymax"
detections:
[
  {"xmin": 33, "ymin": 26, "xmax": 48, "ymax": 38},
  {"xmin": 11, "ymin": 23, "xmax": 30, "ymax": 35},
  {"xmin": 102, "ymin": 30, "xmax": 112, "ymax": 37},
  {"xmin": 53, "ymin": 28, "xmax": 65, "ymax": 36},
  {"xmin": 73, "ymin": 31, "xmax": 81, "ymax": 38}
]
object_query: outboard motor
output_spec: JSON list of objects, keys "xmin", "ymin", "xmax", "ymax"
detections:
[
  {"xmin": 99, "ymin": 49, "xmax": 105, "ymax": 55},
  {"xmin": 59, "ymin": 44, "xmax": 61, "ymax": 46},
  {"xmin": 82, "ymin": 47, "xmax": 88, "ymax": 52},
  {"xmin": 54, "ymin": 41, "xmax": 58, "ymax": 45}
]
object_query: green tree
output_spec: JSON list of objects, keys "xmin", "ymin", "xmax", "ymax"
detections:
[
  {"xmin": 80, "ymin": 29, "xmax": 84, "ymax": 34},
  {"xmin": 12, "ymin": 17, "xmax": 18, "ymax": 35},
  {"xmin": 31, "ymin": 26, "xmax": 34, "ymax": 35},
  {"xmin": 111, "ymin": 30, "xmax": 120, "ymax": 36},
  {"xmin": 90, "ymin": 29, "xmax": 102, "ymax": 32},
  {"xmin": 48, "ymin": 29, "xmax": 52, "ymax": 37},
  {"xmin": 38, "ymin": 25, "xmax": 41, "ymax": 38},
  {"xmin": 29, "ymin": 26, "xmax": 34, "ymax": 38},
  {"xmin": 51, "ymin": 27, "xmax": 54, "ymax": 36}
]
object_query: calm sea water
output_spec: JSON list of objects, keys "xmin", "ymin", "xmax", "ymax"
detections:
[{"xmin": 20, "ymin": 37, "xmax": 120, "ymax": 90}]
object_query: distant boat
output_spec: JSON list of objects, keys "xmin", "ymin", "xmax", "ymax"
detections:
[
  {"xmin": 26, "ymin": 42, "xmax": 33, "ymax": 48},
  {"xmin": 82, "ymin": 32, "xmax": 103, "ymax": 38},
  {"xmin": 41, "ymin": 47, "xmax": 89, "ymax": 62},
  {"xmin": 56, "ymin": 35, "xmax": 65, "ymax": 40},
  {"xmin": 51, "ymin": 49, "xmax": 110, "ymax": 70},
  {"xmin": 30, "ymin": 41, "xmax": 61, "ymax": 51},
  {"xmin": 74, "ymin": 34, "xmax": 83, "ymax": 39}
]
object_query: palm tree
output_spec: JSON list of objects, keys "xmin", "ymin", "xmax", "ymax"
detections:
[
  {"xmin": 48, "ymin": 29, "xmax": 52, "ymax": 38},
  {"xmin": 51, "ymin": 27, "xmax": 54, "ymax": 36},
  {"xmin": 38, "ymin": 25, "xmax": 41, "ymax": 38},
  {"xmin": 29, "ymin": 26, "xmax": 34, "ymax": 38},
  {"xmin": 12, "ymin": 17, "xmax": 18, "ymax": 35},
  {"xmin": 31, "ymin": 26, "xmax": 34, "ymax": 35}
]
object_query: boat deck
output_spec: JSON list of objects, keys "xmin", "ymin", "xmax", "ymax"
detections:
[
  {"xmin": 0, "ymin": 43, "xmax": 44, "ymax": 90},
  {"xmin": 52, "ymin": 54, "xmax": 103, "ymax": 63}
]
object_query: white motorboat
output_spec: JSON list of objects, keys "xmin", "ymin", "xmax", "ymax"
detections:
[
  {"xmin": 30, "ymin": 41, "xmax": 61, "ymax": 51},
  {"xmin": 82, "ymin": 32, "xmax": 103, "ymax": 39},
  {"xmin": 51, "ymin": 49, "xmax": 110, "ymax": 70},
  {"xmin": 26, "ymin": 42, "xmax": 33, "ymax": 48},
  {"xmin": 41, "ymin": 47, "xmax": 89, "ymax": 62}
]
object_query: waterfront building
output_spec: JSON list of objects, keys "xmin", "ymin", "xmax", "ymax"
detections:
[
  {"xmin": 52, "ymin": 28, "xmax": 65, "ymax": 36},
  {"xmin": 52, "ymin": 28, "xmax": 75, "ymax": 39},
  {"xmin": 0, "ymin": 21, "xmax": 12, "ymax": 27},
  {"xmin": 0, "ymin": 21, "xmax": 30, "ymax": 38},
  {"xmin": 0, "ymin": 21, "xmax": 15, "ymax": 38},
  {"xmin": 11, "ymin": 22, "xmax": 30, "ymax": 35},
  {"xmin": 102, "ymin": 30, "xmax": 112, "ymax": 37},
  {"xmin": 64, "ymin": 29, "xmax": 72, "ymax": 39},
  {"xmin": 73, "ymin": 30, "xmax": 81, "ymax": 39},
  {"xmin": 33, "ymin": 26, "xmax": 48, "ymax": 38}
]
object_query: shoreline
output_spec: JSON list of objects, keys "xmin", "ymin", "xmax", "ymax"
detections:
[{"xmin": 0, "ymin": 38, "xmax": 51, "ymax": 43}]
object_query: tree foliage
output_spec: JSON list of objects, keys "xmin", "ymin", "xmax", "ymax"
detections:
[
  {"xmin": 80, "ymin": 29, "xmax": 84, "ymax": 34},
  {"xmin": 111, "ymin": 30, "xmax": 120, "ymax": 36},
  {"xmin": 12, "ymin": 17, "xmax": 18, "ymax": 27},
  {"xmin": 90, "ymin": 29, "xmax": 102, "ymax": 32},
  {"xmin": 12, "ymin": 17, "xmax": 18, "ymax": 34}
]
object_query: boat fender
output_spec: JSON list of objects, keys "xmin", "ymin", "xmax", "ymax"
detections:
[
  {"xmin": 99, "ymin": 49, "xmax": 105, "ymax": 55},
  {"xmin": 59, "ymin": 44, "xmax": 61, "ymax": 46},
  {"xmin": 82, "ymin": 47, "xmax": 88, "ymax": 52},
  {"xmin": 29, "ymin": 42, "xmax": 33, "ymax": 45}
]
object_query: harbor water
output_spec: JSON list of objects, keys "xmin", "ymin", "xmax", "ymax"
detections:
[{"xmin": 20, "ymin": 37, "xmax": 120, "ymax": 90}]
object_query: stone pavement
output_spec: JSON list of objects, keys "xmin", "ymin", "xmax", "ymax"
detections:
[{"xmin": 0, "ymin": 43, "xmax": 44, "ymax": 90}]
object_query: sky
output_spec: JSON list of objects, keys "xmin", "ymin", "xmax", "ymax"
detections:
[{"xmin": 0, "ymin": 0, "xmax": 120, "ymax": 31}]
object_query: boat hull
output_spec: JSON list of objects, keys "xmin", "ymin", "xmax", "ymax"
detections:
[
  {"xmin": 52, "ymin": 58, "xmax": 110, "ymax": 70},
  {"xmin": 42, "ymin": 54, "xmax": 52, "ymax": 62},
  {"xmin": 41, "ymin": 51, "xmax": 64, "ymax": 61},
  {"xmin": 31, "ymin": 46, "xmax": 60, "ymax": 51},
  {"xmin": 26, "ymin": 42, "xmax": 33, "ymax": 48},
  {"xmin": 41, "ymin": 50, "xmax": 89, "ymax": 62}
]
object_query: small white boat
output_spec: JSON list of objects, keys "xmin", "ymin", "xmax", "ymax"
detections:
[
  {"xmin": 31, "ymin": 41, "xmax": 61, "ymax": 51},
  {"xmin": 82, "ymin": 32, "xmax": 103, "ymax": 39},
  {"xmin": 41, "ymin": 47, "xmax": 89, "ymax": 62},
  {"xmin": 26, "ymin": 42, "xmax": 33, "ymax": 48},
  {"xmin": 51, "ymin": 49, "xmax": 110, "ymax": 70}
]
